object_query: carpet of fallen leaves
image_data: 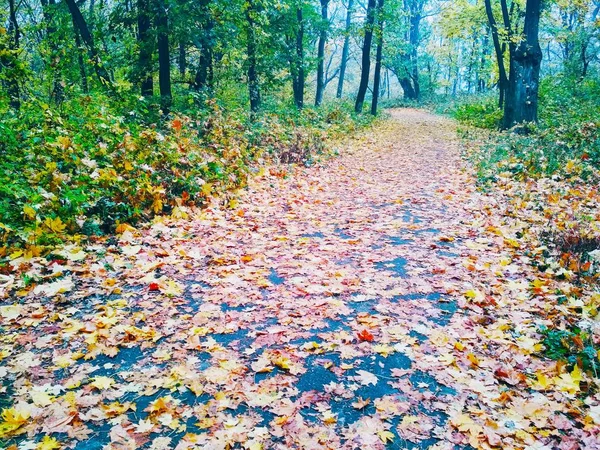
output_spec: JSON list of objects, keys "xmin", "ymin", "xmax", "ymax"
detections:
[{"xmin": 1, "ymin": 109, "xmax": 599, "ymax": 450}]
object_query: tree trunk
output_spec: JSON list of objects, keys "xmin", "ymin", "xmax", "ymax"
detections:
[
  {"xmin": 484, "ymin": 0, "xmax": 508, "ymax": 108},
  {"xmin": 156, "ymin": 0, "xmax": 172, "ymax": 111},
  {"xmin": 193, "ymin": 0, "xmax": 214, "ymax": 92},
  {"xmin": 73, "ymin": 24, "xmax": 89, "ymax": 93},
  {"xmin": 503, "ymin": 0, "xmax": 543, "ymax": 129},
  {"xmin": 407, "ymin": 0, "xmax": 421, "ymax": 100},
  {"xmin": 336, "ymin": 0, "xmax": 353, "ymax": 98},
  {"xmin": 3, "ymin": 0, "xmax": 21, "ymax": 109},
  {"xmin": 179, "ymin": 41, "xmax": 186, "ymax": 78},
  {"xmin": 355, "ymin": 0, "xmax": 377, "ymax": 113},
  {"xmin": 65, "ymin": 0, "xmax": 112, "ymax": 88},
  {"xmin": 137, "ymin": 0, "xmax": 154, "ymax": 97},
  {"xmin": 399, "ymin": 76, "xmax": 416, "ymax": 99},
  {"xmin": 315, "ymin": 0, "xmax": 329, "ymax": 106},
  {"xmin": 371, "ymin": 0, "xmax": 384, "ymax": 115},
  {"xmin": 246, "ymin": 0, "xmax": 261, "ymax": 112},
  {"xmin": 41, "ymin": 0, "xmax": 64, "ymax": 103},
  {"xmin": 293, "ymin": 6, "xmax": 305, "ymax": 109}
]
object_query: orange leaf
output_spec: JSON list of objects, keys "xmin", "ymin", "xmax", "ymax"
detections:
[{"xmin": 358, "ymin": 329, "xmax": 374, "ymax": 342}]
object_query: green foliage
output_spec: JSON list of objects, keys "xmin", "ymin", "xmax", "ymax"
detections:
[
  {"xmin": 540, "ymin": 326, "xmax": 599, "ymax": 374},
  {"xmin": 0, "ymin": 94, "xmax": 369, "ymax": 251},
  {"xmin": 452, "ymin": 77, "xmax": 600, "ymax": 180}
]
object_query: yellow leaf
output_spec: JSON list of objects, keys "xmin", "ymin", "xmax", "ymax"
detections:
[
  {"xmin": 378, "ymin": 430, "xmax": 395, "ymax": 444},
  {"xmin": 23, "ymin": 205, "xmax": 36, "ymax": 220},
  {"xmin": 30, "ymin": 391, "xmax": 54, "ymax": 407},
  {"xmin": 530, "ymin": 371, "xmax": 553, "ymax": 390},
  {"xmin": 37, "ymin": 435, "xmax": 61, "ymax": 450},
  {"xmin": 43, "ymin": 217, "xmax": 66, "ymax": 234},
  {"xmin": 90, "ymin": 376, "xmax": 115, "ymax": 390},
  {"xmin": 201, "ymin": 183, "xmax": 213, "ymax": 197},
  {"xmin": 0, "ymin": 407, "xmax": 30, "ymax": 437}
]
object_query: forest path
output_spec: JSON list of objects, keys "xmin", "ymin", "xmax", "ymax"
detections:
[{"xmin": 4, "ymin": 109, "xmax": 490, "ymax": 449}]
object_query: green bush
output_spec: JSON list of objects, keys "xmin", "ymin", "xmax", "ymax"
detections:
[{"xmin": 0, "ymin": 95, "xmax": 371, "ymax": 252}]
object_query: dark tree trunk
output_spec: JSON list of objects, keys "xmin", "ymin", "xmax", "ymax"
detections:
[
  {"xmin": 41, "ymin": 0, "xmax": 64, "ymax": 103},
  {"xmin": 73, "ymin": 24, "xmax": 89, "ymax": 93},
  {"xmin": 293, "ymin": 7, "xmax": 305, "ymax": 109},
  {"xmin": 193, "ymin": 0, "xmax": 214, "ymax": 91},
  {"xmin": 503, "ymin": 0, "xmax": 543, "ymax": 129},
  {"xmin": 407, "ymin": 0, "xmax": 421, "ymax": 99},
  {"xmin": 355, "ymin": 0, "xmax": 377, "ymax": 113},
  {"xmin": 65, "ymin": 0, "xmax": 112, "ymax": 88},
  {"xmin": 315, "ymin": 0, "xmax": 329, "ymax": 106},
  {"xmin": 3, "ymin": 0, "xmax": 21, "ymax": 109},
  {"xmin": 484, "ymin": 0, "xmax": 508, "ymax": 108},
  {"xmin": 336, "ymin": 0, "xmax": 353, "ymax": 98},
  {"xmin": 179, "ymin": 41, "xmax": 186, "ymax": 77},
  {"xmin": 156, "ymin": 0, "xmax": 172, "ymax": 111},
  {"xmin": 399, "ymin": 76, "xmax": 416, "ymax": 99},
  {"xmin": 246, "ymin": 0, "xmax": 261, "ymax": 112},
  {"xmin": 371, "ymin": 0, "xmax": 384, "ymax": 115},
  {"xmin": 137, "ymin": 0, "xmax": 154, "ymax": 97}
]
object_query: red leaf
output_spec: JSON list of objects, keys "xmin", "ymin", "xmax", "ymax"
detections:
[
  {"xmin": 357, "ymin": 329, "xmax": 374, "ymax": 342},
  {"xmin": 149, "ymin": 282, "xmax": 160, "ymax": 292},
  {"xmin": 172, "ymin": 119, "xmax": 182, "ymax": 131}
]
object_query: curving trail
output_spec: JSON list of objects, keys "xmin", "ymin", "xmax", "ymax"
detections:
[{"xmin": 2, "ymin": 109, "xmax": 596, "ymax": 450}]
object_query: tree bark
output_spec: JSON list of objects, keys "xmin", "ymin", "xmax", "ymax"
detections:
[
  {"xmin": 371, "ymin": 0, "xmax": 384, "ymax": 115},
  {"xmin": 137, "ymin": 0, "xmax": 154, "ymax": 97},
  {"xmin": 73, "ymin": 23, "xmax": 89, "ymax": 93},
  {"xmin": 293, "ymin": 6, "xmax": 305, "ymax": 109},
  {"xmin": 41, "ymin": 0, "xmax": 64, "ymax": 103},
  {"xmin": 155, "ymin": 0, "xmax": 172, "ymax": 111},
  {"xmin": 246, "ymin": 0, "xmax": 261, "ymax": 112},
  {"xmin": 336, "ymin": 0, "xmax": 353, "ymax": 98},
  {"xmin": 315, "ymin": 0, "xmax": 329, "ymax": 106},
  {"xmin": 3, "ymin": 0, "xmax": 21, "ymax": 109},
  {"xmin": 193, "ymin": 0, "xmax": 214, "ymax": 91},
  {"xmin": 484, "ymin": 0, "xmax": 508, "ymax": 108},
  {"xmin": 65, "ymin": 0, "xmax": 112, "ymax": 88},
  {"xmin": 503, "ymin": 0, "xmax": 543, "ymax": 129},
  {"xmin": 355, "ymin": 0, "xmax": 377, "ymax": 113}
]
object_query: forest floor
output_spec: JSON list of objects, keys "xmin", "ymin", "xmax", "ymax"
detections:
[{"xmin": 1, "ymin": 109, "xmax": 599, "ymax": 450}]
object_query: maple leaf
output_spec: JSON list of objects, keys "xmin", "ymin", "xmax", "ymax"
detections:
[
  {"xmin": 352, "ymin": 397, "xmax": 371, "ymax": 409},
  {"xmin": 377, "ymin": 430, "xmax": 395, "ymax": 444},
  {"xmin": 355, "ymin": 370, "xmax": 378, "ymax": 386},
  {"xmin": 0, "ymin": 304, "xmax": 22, "ymax": 320},
  {"xmin": 36, "ymin": 436, "xmax": 61, "ymax": 450},
  {"xmin": 0, "ymin": 407, "xmax": 30, "ymax": 437},
  {"xmin": 357, "ymin": 329, "xmax": 374, "ymax": 342},
  {"xmin": 90, "ymin": 376, "xmax": 115, "ymax": 390}
]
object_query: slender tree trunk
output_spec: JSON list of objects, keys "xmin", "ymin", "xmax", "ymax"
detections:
[
  {"xmin": 156, "ymin": 0, "xmax": 172, "ymax": 111},
  {"xmin": 503, "ymin": 0, "xmax": 543, "ymax": 129},
  {"xmin": 355, "ymin": 0, "xmax": 377, "ymax": 113},
  {"xmin": 65, "ymin": 0, "xmax": 112, "ymax": 88},
  {"xmin": 246, "ymin": 0, "xmax": 261, "ymax": 112},
  {"xmin": 293, "ymin": 6, "xmax": 305, "ymax": 109},
  {"xmin": 179, "ymin": 41, "xmax": 186, "ymax": 77},
  {"xmin": 315, "ymin": 0, "xmax": 329, "ymax": 106},
  {"xmin": 484, "ymin": 0, "xmax": 508, "ymax": 108},
  {"xmin": 407, "ymin": 0, "xmax": 421, "ymax": 99},
  {"xmin": 336, "ymin": 0, "xmax": 353, "ymax": 98},
  {"xmin": 371, "ymin": 0, "xmax": 384, "ymax": 115},
  {"xmin": 41, "ymin": 0, "xmax": 64, "ymax": 103},
  {"xmin": 193, "ymin": 0, "xmax": 214, "ymax": 91},
  {"xmin": 4, "ymin": 0, "xmax": 21, "ymax": 109},
  {"xmin": 73, "ymin": 24, "xmax": 89, "ymax": 93},
  {"xmin": 137, "ymin": 0, "xmax": 154, "ymax": 97}
]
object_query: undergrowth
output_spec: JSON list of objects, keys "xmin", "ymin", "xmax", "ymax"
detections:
[
  {"xmin": 0, "ymin": 94, "xmax": 372, "ymax": 253},
  {"xmin": 451, "ymin": 75, "xmax": 600, "ymax": 375}
]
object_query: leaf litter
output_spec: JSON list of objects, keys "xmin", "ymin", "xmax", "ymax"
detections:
[{"xmin": 1, "ymin": 109, "xmax": 599, "ymax": 449}]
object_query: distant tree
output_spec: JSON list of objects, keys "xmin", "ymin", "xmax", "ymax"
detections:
[{"xmin": 355, "ymin": 0, "xmax": 377, "ymax": 113}]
